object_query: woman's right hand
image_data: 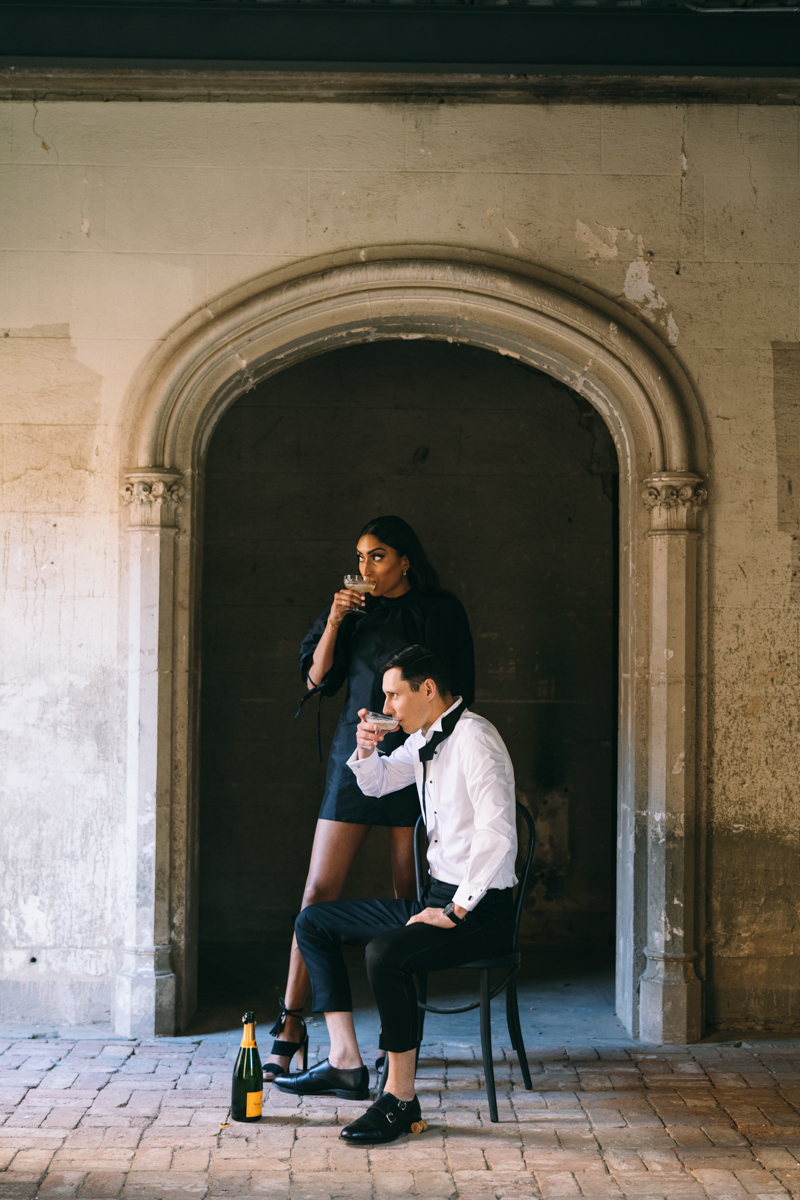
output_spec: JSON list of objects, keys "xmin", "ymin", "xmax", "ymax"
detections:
[{"xmin": 328, "ymin": 587, "xmax": 366, "ymax": 629}]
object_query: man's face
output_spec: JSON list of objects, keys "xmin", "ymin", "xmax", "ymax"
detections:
[{"xmin": 382, "ymin": 668, "xmax": 436, "ymax": 734}]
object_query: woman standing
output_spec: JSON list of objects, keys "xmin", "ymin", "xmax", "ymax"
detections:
[{"xmin": 265, "ymin": 515, "xmax": 474, "ymax": 1079}]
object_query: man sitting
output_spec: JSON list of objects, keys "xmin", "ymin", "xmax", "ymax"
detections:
[{"xmin": 273, "ymin": 644, "xmax": 518, "ymax": 1145}]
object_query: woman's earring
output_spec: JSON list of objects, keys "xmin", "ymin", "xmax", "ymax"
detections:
[{"xmin": 402, "ymin": 569, "xmax": 407, "ymax": 576}]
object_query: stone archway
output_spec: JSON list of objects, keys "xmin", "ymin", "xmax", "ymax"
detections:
[{"xmin": 117, "ymin": 249, "xmax": 707, "ymax": 1044}]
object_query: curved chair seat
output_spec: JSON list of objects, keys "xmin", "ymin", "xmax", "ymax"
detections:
[{"xmin": 419, "ymin": 953, "xmax": 521, "ymax": 1014}]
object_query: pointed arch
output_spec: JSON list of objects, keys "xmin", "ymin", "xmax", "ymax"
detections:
[{"xmin": 117, "ymin": 249, "xmax": 707, "ymax": 1044}]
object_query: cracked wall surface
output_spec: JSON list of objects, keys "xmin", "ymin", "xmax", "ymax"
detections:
[{"xmin": 0, "ymin": 98, "xmax": 798, "ymax": 1030}]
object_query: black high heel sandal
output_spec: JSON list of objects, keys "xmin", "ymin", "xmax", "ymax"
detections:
[{"xmin": 264, "ymin": 998, "xmax": 308, "ymax": 1081}]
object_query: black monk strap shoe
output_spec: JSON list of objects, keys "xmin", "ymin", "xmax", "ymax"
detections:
[
  {"xmin": 340, "ymin": 1092, "xmax": 428, "ymax": 1145},
  {"xmin": 271, "ymin": 1057, "xmax": 370, "ymax": 1101}
]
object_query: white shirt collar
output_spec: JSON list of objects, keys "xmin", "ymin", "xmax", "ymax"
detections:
[{"xmin": 422, "ymin": 695, "xmax": 465, "ymax": 742}]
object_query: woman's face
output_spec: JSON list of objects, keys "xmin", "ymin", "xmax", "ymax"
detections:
[{"xmin": 356, "ymin": 534, "xmax": 410, "ymax": 598}]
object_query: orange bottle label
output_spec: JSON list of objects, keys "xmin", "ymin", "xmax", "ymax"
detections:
[{"xmin": 246, "ymin": 1091, "xmax": 263, "ymax": 1118}]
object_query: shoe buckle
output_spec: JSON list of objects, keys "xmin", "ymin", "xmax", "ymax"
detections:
[
  {"xmin": 398, "ymin": 1101, "xmax": 407, "ymax": 1110},
  {"xmin": 386, "ymin": 1112, "xmax": 396, "ymax": 1123}
]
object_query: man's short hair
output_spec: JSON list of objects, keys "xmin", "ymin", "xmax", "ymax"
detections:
[{"xmin": 381, "ymin": 645, "xmax": 452, "ymax": 696}]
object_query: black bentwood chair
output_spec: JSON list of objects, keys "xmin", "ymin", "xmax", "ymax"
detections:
[{"xmin": 378, "ymin": 802, "xmax": 535, "ymax": 1122}]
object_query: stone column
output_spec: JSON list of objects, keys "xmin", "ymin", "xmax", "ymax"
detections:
[
  {"xmin": 639, "ymin": 472, "xmax": 707, "ymax": 1045},
  {"xmin": 115, "ymin": 470, "xmax": 184, "ymax": 1037}
]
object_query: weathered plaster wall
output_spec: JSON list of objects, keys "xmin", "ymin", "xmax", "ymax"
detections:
[
  {"xmin": 0, "ymin": 99, "xmax": 797, "ymax": 1029},
  {"xmin": 0, "ymin": 326, "xmax": 123, "ymax": 1023}
]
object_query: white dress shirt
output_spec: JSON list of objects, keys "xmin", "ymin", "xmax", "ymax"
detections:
[{"xmin": 347, "ymin": 698, "xmax": 518, "ymax": 912}]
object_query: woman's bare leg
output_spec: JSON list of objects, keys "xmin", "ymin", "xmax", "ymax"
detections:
[
  {"xmin": 265, "ymin": 819, "xmax": 370, "ymax": 1077},
  {"xmin": 390, "ymin": 825, "xmax": 418, "ymax": 901}
]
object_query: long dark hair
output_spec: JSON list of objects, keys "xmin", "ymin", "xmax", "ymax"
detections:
[{"xmin": 359, "ymin": 515, "xmax": 442, "ymax": 596}]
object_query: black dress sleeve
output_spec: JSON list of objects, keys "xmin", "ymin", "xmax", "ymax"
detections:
[
  {"xmin": 299, "ymin": 607, "xmax": 352, "ymax": 698},
  {"xmin": 424, "ymin": 595, "xmax": 475, "ymax": 707}
]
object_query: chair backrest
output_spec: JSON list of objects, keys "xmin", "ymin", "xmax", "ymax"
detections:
[
  {"xmin": 511, "ymin": 801, "xmax": 536, "ymax": 952},
  {"xmin": 413, "ymin": 801, "xmax": 536, "ymax": 951}
]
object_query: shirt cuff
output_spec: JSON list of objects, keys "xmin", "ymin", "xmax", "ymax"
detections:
[
  {"xmin": 347, "ymin": 747, "xmax": 382, "ymax": 786},
  {"xmin": 452, "ymin": 882, "xmax": 487, "ymax": 913}
]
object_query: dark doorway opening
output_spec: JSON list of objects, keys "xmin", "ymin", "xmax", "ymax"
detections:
[{"xmin": 192, "ymin": 340, "xmax": 618, "ymax": 1033}]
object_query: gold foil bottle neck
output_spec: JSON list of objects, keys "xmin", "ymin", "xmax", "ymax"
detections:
[{"xmin": 240, "ymin": 1012, "xmax": 257, "ymax": 1049}]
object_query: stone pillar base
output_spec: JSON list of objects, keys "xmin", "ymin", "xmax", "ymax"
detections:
[
  {"xmin": 114, "ymin": 946, "xmax": 176, "ymax": 1038},
  {"xmin": 640, "ymin": 952, "xmax": 702, "ymax": 1044}
]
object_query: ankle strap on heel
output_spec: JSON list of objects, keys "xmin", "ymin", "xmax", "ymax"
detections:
[{"xmin": 269, "ymin": 997, "xmax": 306, "ymax": 1038}]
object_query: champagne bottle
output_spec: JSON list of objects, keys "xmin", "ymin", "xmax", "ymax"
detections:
[{"xmin": 231, "ymin": 1011, "xmax": 263, "ymax": 1122}]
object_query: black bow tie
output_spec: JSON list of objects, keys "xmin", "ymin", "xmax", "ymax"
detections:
[{"xmin": 418, "ymin": 699, "xmax": 467, "ymax": 765}]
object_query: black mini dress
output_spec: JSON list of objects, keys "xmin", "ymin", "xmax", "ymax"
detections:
[{"xmin": 299, "ymin": 589, "xmax": 475, "ymax": 827}]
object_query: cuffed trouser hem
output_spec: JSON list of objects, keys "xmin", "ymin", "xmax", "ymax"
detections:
[
  {"xmin": 294, "ymin": 906, "xmax": 356, "ymax": 1015},
  {"xmin": 377, "ymin": 1031, "xmax": 418, "ymax": 1054},
  {"xmin": 365, "ymin": 933, "xmax": 424, "ymax": 1052}
]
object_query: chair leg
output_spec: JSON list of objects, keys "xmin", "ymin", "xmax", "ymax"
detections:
[
  {"xmin": 416, "ymin": 972, "xmax": 428, "ymax": 1069},
  {"xmin": 479, "ymin": 968, "xmax": 498, "ymax": 1123},
  {"xmin": 505, "ymin": 976, "xmax": 532, "ymax": 1091}
]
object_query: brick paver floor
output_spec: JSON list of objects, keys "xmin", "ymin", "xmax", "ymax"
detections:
[{"xmin": 2, "ymin": 1036, "xmax": 800, "ymax": 1199}]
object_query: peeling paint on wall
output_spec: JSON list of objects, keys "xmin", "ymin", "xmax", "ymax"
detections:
[
  {"xmin": 575, "ymin": 219, "xmax": 626, "ymax": 261},
  {"xmin": 623, "ymin": 257, "xmax": 680, "ymax": 347},
  {"xmin": 575, "ymin": 222, "xmax": 679, "ymax": 346}
]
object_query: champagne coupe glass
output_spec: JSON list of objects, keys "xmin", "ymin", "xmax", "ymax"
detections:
[
  {"xmin": 343, "ymin": 573, "xmax": 376, "ymax": 596},
  {"xmin": 365, "ymin": 711, "xmax": 400, "ymax": 731}
]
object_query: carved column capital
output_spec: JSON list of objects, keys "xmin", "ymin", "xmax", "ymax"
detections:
[
  {"xmin": 122, "ymin": 469, "xmax": 185, "ymax": 528},
  {"xmin": 643, "ymin": 472, "xmax": 707, "ymax": 531}
]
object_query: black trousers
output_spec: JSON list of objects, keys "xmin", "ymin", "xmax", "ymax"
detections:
[{"xmin": 294, "ymin": 880, "xmax": 514, "ymax": 1052}]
